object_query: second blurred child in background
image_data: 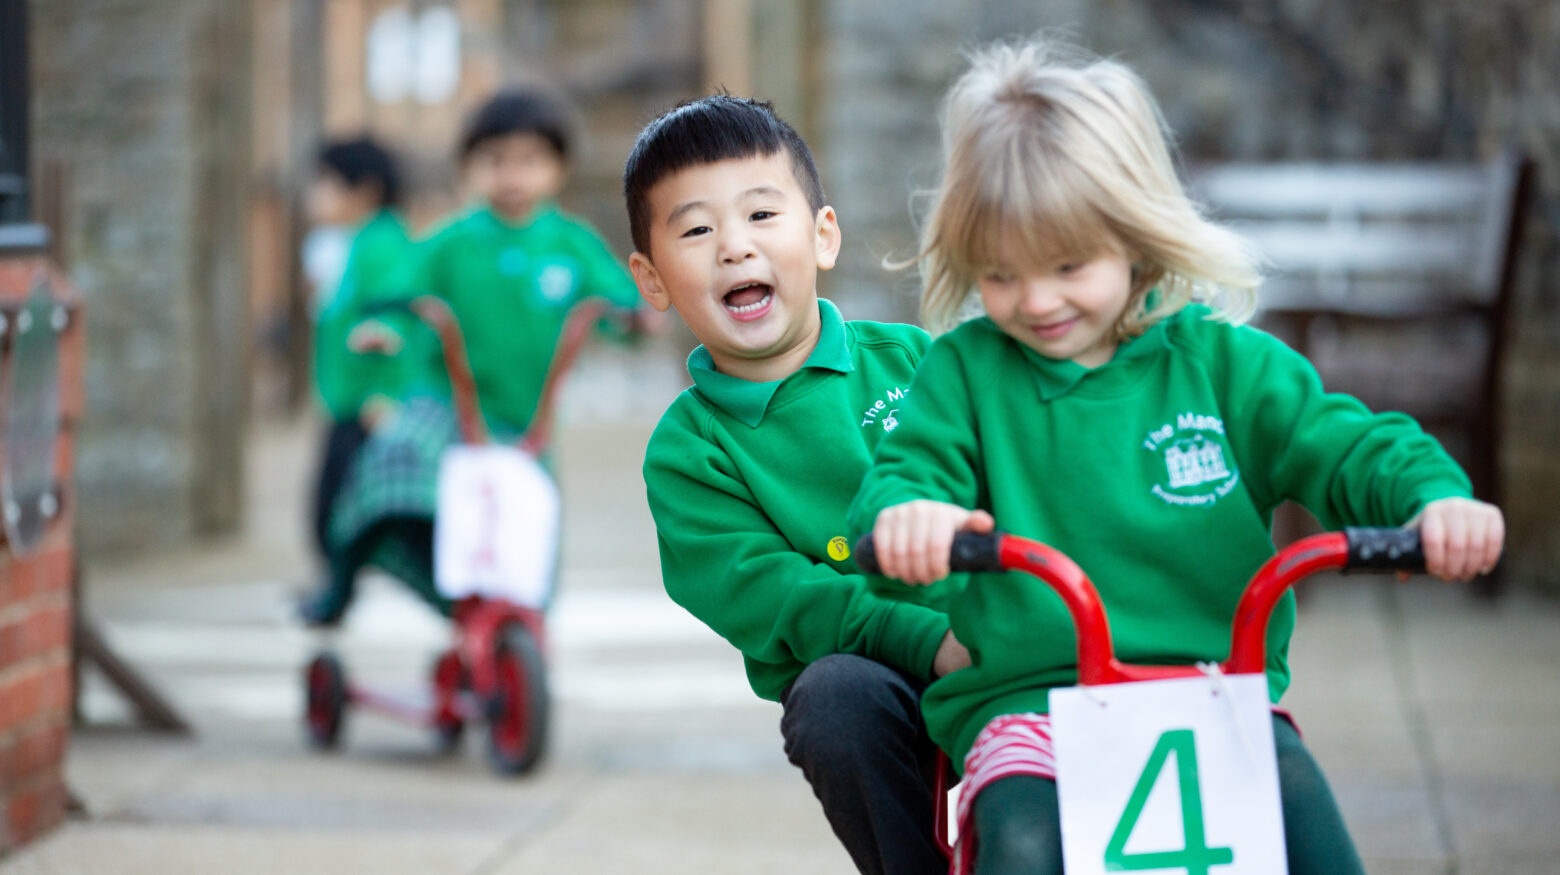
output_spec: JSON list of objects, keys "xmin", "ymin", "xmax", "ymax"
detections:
[{"xmin": 301, "ymin": 137, "xmax": 413, "ymax": 588}]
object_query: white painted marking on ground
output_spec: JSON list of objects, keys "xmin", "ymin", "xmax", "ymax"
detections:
[{"xmin": 89, "ymin": 577, "xmax": 756, "ymax": 720}]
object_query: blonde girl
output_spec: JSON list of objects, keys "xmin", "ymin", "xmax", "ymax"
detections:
[{"xmin": 848, "ymin": 37, "xmax": 1503, "ymax": 875}]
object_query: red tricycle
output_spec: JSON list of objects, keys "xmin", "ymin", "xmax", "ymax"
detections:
[
  {"xmin": 303, "ymin": 295, "xmax": 614, "ymax": 775},
  {"xmin": 857, "ymin": 525, "xmax": 1425, "ymax": 871}
]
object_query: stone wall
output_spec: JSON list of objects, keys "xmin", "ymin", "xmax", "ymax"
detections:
[
  {"xmin": 814, "ymin": 0, "xmax": 1560, "ymax": 591},
  {"xmin": 30, "ymin": 0, "xmax": 252, "ymax": 555}
]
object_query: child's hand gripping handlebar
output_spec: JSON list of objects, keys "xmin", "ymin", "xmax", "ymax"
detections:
[{"xmin": 853, "ymin": 527, "xmax": 1424, "ymax": 685}]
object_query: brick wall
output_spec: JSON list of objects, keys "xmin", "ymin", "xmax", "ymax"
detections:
[{"xmin": 0, "ymin": 255, "xmax": 81, "ymax": 853}]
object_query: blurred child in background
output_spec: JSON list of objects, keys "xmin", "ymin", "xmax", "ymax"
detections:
[{"xmin": 300, "ymin": 136, "xmax": 412, "ymax": 587}]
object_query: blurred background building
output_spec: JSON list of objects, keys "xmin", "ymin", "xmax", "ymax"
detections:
[{"xmin": 17, "ymin": 0, "xmax": 1560, "ymax": 589}]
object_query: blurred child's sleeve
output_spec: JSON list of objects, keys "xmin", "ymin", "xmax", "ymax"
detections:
[
  {"xmin": 645, "ymin": 419, "xmax": 951, "ymax": 695},
  {"xmin": 355, "ymin": 237, "xmax": 447, "ymax": 399},
  {"xmin": 1217, "ymin": 323, "xmax": 1472, "ymax": 529},
  {"xmin": 574, "ymin": 223, "xmax": 642, "ymax": 310},
  {"xmin": 846, "ymin": 337, "xmax": 987, "ymax": 548}
]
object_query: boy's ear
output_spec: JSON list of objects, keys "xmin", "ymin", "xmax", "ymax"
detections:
[
  {"xmin": 629, "ymin": 252, "xmax": 672, "ymax": 312},
  {"xmin": 814, "ymin": 206, "xmax": 842, "ymax": 271}
]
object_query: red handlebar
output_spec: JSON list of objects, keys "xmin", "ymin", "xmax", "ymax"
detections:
[
  {"xmin": 411, "ymin": 296, "xmax": 613, "ymax": 452},
  {"xmin": 855, "ymin": 527, "xmax": 1421, "ymax": 685},
  {"xmin": 991, "ymin": 531, "xmax": 1352, "ymax": 684},
  {"xmin": 410, "ymin": 297, "xmax": 488, "ymax": 445}
]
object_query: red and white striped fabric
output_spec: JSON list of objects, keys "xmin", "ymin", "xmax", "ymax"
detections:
[{"xmin": 950, "ymin": 712, "xmax": 1057, "ymax": 875}]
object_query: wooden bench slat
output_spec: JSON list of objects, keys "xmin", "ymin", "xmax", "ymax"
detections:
[
  {"xmin": 1255, "ymin": 277, "xmax": 1496, "ymax": 315},
  {"xmin": 1193, "ymin": 164, "xmax": 1500, "ymax": 216},
  {"xmin": 1237, "ymin": 223, "xmax": 1481, "ymax": 275},
  {"xmin": 1187, "ymin": 151, "xmax": 1535, "ymax": 540}
]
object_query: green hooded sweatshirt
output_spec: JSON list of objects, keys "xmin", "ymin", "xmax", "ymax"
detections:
[
  {"xmin": 848, "ymin": 305, "xmax": 1471, "ymax": 766},
  {"xmin": 644, "ymin": 299, "xmax": 952, "ymax": 701},
  {"xmin": 314, "ymin": 210, "xmax": 414, "ymax": 421}
]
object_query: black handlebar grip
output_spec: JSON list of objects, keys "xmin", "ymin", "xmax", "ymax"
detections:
[
  {"xmin": 852, "ymin": 535, "xmax": 883, "ymax": 575},
  {"xmin": 949, "ymin": 532, "xmax": 1004, "ymax": 572},
  {"xmin": 1343, "ymin": 527, "xmax": 1427, "ymax": 574},
  {"xmin": 852, "ymin": 531, "xmax": 1005, "ymax": 576}
]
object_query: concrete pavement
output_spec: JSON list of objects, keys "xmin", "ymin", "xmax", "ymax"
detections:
[{"xmin": 4, "ymin": 411, "xmax": 1558, "ymax": 874}]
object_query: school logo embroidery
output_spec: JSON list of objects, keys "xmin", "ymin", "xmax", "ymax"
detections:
[
  {"xmin": 1142, "ymin": 412, "xmax": 1241, "ymax": 507},
  {"xmin": 827, "ymin": 536, "xmax": 851, "ymax": 561},
  {"xmin": 861, "ymin": 386, "xmax": 909, "ymax": 432},
  {"xmin": 536, "ymin": 262, "xmax": 577, "ymax": 303}
]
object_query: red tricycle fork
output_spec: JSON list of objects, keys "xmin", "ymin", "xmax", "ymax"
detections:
[{"xmin": 449, "ymin": 596, "xmax": 547, "ymax": 702}]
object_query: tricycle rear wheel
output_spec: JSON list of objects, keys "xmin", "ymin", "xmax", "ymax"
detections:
[{"xmin": 304, "ymin": 651, "xmax": 348, "ymax": 749}]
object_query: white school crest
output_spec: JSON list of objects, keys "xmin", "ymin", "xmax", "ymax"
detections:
[
  {"xmin": 860, "ymin": 385, "xmax": 909, "ymax": 432},
  {"xmin": 1142, "ymin": 412, "xmax": 1241, "ymax": 507},
  {"xmin": 536, "ymin": 262, "xmax": 578, "ymax": 303}
]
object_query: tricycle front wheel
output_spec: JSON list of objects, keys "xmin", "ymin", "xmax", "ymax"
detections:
[{"xmin": 485, "ymin": 623, "xmax": 549, "ymax": 775}]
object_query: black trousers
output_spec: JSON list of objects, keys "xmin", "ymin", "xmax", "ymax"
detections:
[{"xmin": 780, "ymin": 654, "xmax": 947, "ymax": 875}]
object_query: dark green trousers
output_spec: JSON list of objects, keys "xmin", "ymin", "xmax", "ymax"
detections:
[
  {"xmin": 308, "ymin": 516, "xmax": 451, "ymax": 624},
  {"xmin": 972, "ymin": 713, "xmax": 1365, "ymax": 875}
]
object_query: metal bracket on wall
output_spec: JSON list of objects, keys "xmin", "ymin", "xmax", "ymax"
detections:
[{"xmin": 72, "ymin": 609, "xmax": 193, "ymax": 735}]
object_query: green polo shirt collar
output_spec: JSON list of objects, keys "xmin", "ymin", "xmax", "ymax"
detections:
[
  {"xmin": 687, "ymin": 298, "xmax": 854, "ymax": 427},
  {"xmin": 976, "ymin": 311, "xmax": 1172, "ymax": 401}
]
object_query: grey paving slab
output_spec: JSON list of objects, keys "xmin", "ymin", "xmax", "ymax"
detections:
[
  {"xmin": 484, "ymin": 772, "xmax": 856, "ymax": 875},
  {"xmin": 3, "ymin": 823, "xmax": 506, "ymax": 875}
]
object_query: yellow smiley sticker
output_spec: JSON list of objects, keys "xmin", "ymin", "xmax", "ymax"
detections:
[{"xmin": 827, "ymin": 536, "xmax": 851, "ymax": 562}]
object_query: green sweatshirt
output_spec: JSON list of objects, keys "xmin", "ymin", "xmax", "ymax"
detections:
[
  {"xmin": 644, "ymin": 299, "xmax": 952, "ymax": 701},
  {"xmin": 315, "ymin": 210, "xmax": 414, "ymax": 421},
  {"xmin": 394, "ymin": 202, "xmax": 641, "ymax": 436},
  {"xmin": 847, "ymin": 305, "xmax": 1471, "ymax": 765}
]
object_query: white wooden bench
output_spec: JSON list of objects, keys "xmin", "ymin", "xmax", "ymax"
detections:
[{"xmin": 1191, "ymin": 151, "xmax": 1535, "ymax": 587}]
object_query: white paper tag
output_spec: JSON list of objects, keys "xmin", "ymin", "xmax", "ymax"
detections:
[
  {"xmin": 434, "ymin": 444, "xmax": 560, "ymax": 607},
  {"xmin": 1049, "ymin": 673, "xmax": 1287, "ymax": 875}
]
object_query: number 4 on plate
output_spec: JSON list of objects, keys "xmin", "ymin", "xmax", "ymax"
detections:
[
  {"xmin": 1104, "ymin": 729, "xmax": 1233, "ymax": 873},
  {"xmin": 1050, "ymin": 674, "xmax": 1288, "ymax": 875}
]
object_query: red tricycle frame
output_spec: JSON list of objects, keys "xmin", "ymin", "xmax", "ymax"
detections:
[
  {"xmin": 305, "ymin": 296, "xmax": 615, "ymax": 775},
  {"xmin": 856, "ymin": 525, "xmax": 1426, "ymax": 855}
]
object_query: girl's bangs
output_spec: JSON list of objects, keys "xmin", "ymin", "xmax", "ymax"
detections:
[{"xmin": 950, "ymin": 141, "xmax": 1115, "ymax": 275}]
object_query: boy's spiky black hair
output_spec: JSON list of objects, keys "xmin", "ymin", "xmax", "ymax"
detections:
[
  {"xmin": 317, "ymin": 136, "xmax": 403, "ymax": 208},
  {"xmin": 460, "ymin": 88, "xmax": 574, "ymax": 161},
  {"xmin": 622, "ymin": 94, "xmax": 826, "ymax": 254}
]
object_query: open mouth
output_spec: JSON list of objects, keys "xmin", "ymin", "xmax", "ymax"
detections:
[{"xmin": 723, "ymin": 282, "xmax": 774, "ymax": 321}]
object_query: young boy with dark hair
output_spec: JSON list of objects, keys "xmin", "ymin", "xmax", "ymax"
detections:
[
  {"xmin": 301, "ymin": 88, "xmax": 643, "ymax": 625},
  {"xmin": 403, "ymin": 86, "xmax": 642, "ymax": 434},
  {"xmin": 624, "ymin": 94, "xmax": 964, "ymax": 875}
]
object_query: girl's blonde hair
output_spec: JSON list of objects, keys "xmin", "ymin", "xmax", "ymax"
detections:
[{"xmin": 915, "ymin": 37, "xmax": 1262, "ymax": 335}]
